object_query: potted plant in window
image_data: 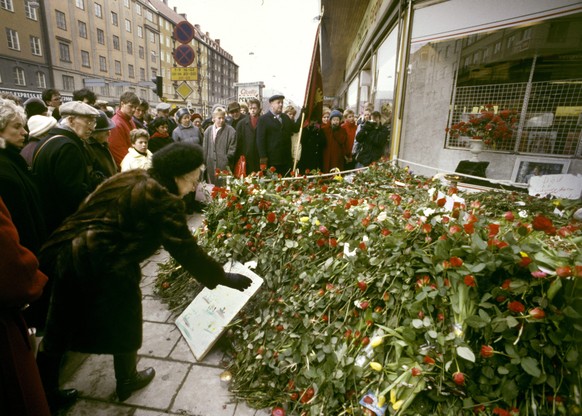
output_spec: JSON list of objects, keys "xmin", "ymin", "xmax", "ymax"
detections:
[{"xmin": 446, "ymin": 105, "xmax": 519, "ymax": 160}]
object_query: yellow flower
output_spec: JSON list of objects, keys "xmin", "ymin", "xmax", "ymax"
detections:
[
  {"xmin": 390, "ymin": 389, "xmax": 397, "ymax": 404},
  {"xmin": 334, "ymin": 175, "xmax": 343, "ymax": 181},
  {"xmin": 300, "ymin": 216, "xmax": 309, "ymax": 223},
  {"xmin": 369, "ymin": 362, "xmax": 383, "ymax": 371},
  {"xmin": 370, "ymin": 336, "xmax": 383, "ymax": 348},
  {"xmin": 520, "ymin": 251, "xmax": 529, "ymax": 258},
  {"xmin": 314, "ymin": 219, "xmax": 320, "ymax": 226},
  {"xmin": 392, "ymin": 400, "xmax": 404, "ymax": 410},
  {"xmin": 377, "ymin": 395, "xmax": 386, "ymax": 407}
]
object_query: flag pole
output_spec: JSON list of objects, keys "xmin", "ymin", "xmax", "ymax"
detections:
[{"xmin": 292, "ymin": 22, "xmax": 321, "ymax": 173}]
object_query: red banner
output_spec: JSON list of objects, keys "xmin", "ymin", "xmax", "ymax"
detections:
[{"xmin": 303, "ymin": 26, "xmax": 323, "ymax": 127}]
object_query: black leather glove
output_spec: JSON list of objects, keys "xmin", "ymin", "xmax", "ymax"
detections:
[{"xmin": 222, "ymin": 272, "xmax": 252, "ymax": 291}]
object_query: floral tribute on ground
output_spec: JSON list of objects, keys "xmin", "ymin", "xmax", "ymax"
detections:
[{"xmin": 156, "ymin": 163, "xmax": 581, "ymax": 416}]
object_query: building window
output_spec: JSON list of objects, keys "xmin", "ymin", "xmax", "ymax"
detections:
[
  {"xmin": 128, "ymin": 64, "xmax": 134, "ymax": 78},
  {"xmin": 111, "ymin": 12, "xmax": 118, "ymax": 26},
  {"xmin": 139, "ymin": 67, "xmax": 145, "ymax": 81},
  {"xmin": 81, "ymin": 50, "xmax": 90, "ymax": 67},
  {"xmin": 24, "ymin": 2, "xmax": 37, "ymax": 20},
  {"xmin": 0, "ymin": 0, "xmax": 13, "ymax": 12},
  {"xmin": 14, "ymin": 67, "xmax": 25, "ymax": 86},
  {"xmin": 113, "ymin": 35, "xmax": 120, "ymax": 50},
  {"xmin": 62, "ymin": 75, "xmax": 75, "ymax": 91},
  {"xmin": 137, "ymin": 26, "xmax": 143, "ymax": 38},
  {"xmin": 114, "ymin": 60, "xmax": 121, "ymax": 75},
  {"xmin": 145, "ymin": 9, "xmax": 153, "ymax": 22},
  {"xmin": 124, "ymin": 0, "xmax": 129, "ymax": 7},
  {"xmin": 138, "ymin": 45, "xmax": 144, "ymax": 59},
  {"xmin": 97, "ymin": 28, "xmax": 104, "ymax": 44},
  {"xmin": 125, "ymin": 19, "xmax": 131, "ymax": 33},
  {"xmin": 30, "ymin": 35, "xmax": 42, "ymax": 56},
  {"xmin": 56, "ymin": 10, "xmax": 66, "ymax": 30},
  {"xmin": 99, "ymin": 55, "xmax": 107, "ymax": 72},
  {"xmin": 136, "ymin": 4, "xmax": 142, "ymax": 15},
  {"xmin": 6, "ymin": 28, "xmax": 20, "ymax": 50},
  {"xmin": 149, "ymin": 32, "xmax": 155, "ymax": 44},
  {"xmin": 75, "ymin": 0, "xmax": 84, "ymax": 10},
  {"xmin": 127, "ymin": 40, "xmax": 133, "ymax": 55},
  {"xmin": 94, "ymin": 3, "xmax": 102, "ymax": 18},
  {"xmin": 36, "ymin": 71, "xmax": 46, "ymax": 89},
  {"xmin": 78, "ymin": 21, "xmax": 87, "ymax": 38},
  {"xmin": 59, "ymin": 42, "xmax": 71, "ymax": 62}
]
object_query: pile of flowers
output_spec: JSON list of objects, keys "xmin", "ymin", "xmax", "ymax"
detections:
[
  {"xmin": 156, "ymin": 163, "xmax": 581, "ymax": 416},
  {"xmin": 446, "ymin": 105, "xmax": 519, "ymax": 145}
]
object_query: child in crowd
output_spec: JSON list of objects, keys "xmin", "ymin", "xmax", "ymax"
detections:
[
  {"xmin": 121, "ymin": 129, "xmax": 153, "ymax": 171},
  {"xmin": 148, "ymin": 117, "xmax": 172, "ymax": 153}
]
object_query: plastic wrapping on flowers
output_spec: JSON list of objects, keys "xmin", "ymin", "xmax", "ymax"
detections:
[{"xmin": 155, "ymin": 162, "xmax": 582, "ymax": 416}]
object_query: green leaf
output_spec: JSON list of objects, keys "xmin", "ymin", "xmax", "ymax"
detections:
[
  {"xmin": 506, "ymin": 316, "xmax": 519, "ymax": 328},
  {"xmin": 521, "ymin": 356, "xmax": 542, "ymax": 377},
  {"xmin": 456, "ymin": 346, "xmax": 476, "ymax": 362},
  {"xmin": 547, "ymin": 278, "xmax": 562, "ymax": 300},
  {"xmin": 498, "ymin": 366, "xmax": 509, "ymax": 375},
  {"xmin": 465, "ymin": 315, "xmax": 487, "ymax": 329}
]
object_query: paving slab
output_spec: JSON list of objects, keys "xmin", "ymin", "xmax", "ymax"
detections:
[
  {"xmin": 169, "ymin": 335, "xmax": 228, "ymax": 367},
  {"xmin": 62, "ymin": 354, "xmax": 116, "ymax": 400},
  {"xmin": 139, "ymin": 321, "xmax": 181, "ymax": 358},
  {"xmin": 61, "ymin": 398, "xmax": 134, "ymax": 415},
  {"xmin": 133, "ymin": 409, "xmax": 180, "ymax": 416},
  {"xmin": 141, "ymin": 274, "xmax": 158, "ymax": 297},
  {"xmin": 171, "ymin": 365, "xmax": 237, "ymax": 416},
  {"xmin": 143, "ymin": 295, "xmax": 173, "ymax": 323},
  {"xmin": 121, "ymin": 357, "xmax": 190, "ymax": 410}
]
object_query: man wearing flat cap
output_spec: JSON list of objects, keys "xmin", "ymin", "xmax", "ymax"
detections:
[
  {"xmin": 256, "ymin": 94, "xmax": 300, "ymax": 174},
  {"xmin": 32, "ymin": 100, "xmax": 101, "ymax": 234},
  {"xmin": 226, "ymin": 101, "xmax": 245, "ymax": 130}
]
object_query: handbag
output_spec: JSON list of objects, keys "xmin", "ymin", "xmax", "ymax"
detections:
[{"xmin": 234, "ymin": 155, "xmax": 246, "ymax": 178}]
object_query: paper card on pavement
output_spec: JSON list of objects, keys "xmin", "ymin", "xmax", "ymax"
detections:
[{"xmin": 175, "ymin": 261, "xmax": 263, "ymax": 361}]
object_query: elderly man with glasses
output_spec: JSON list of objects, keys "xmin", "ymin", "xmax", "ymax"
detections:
[{"xmin": 32, "ymin": 101, "xmax": 101, "ymax": 235}]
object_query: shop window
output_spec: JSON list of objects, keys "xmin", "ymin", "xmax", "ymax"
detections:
[
  {"xmin": 442, "ymin": 14, "xmax": 582, "ymax": 157},
  {"xmin": 374, "ymin": 28, "xmax": 398, "ymax": 122}
]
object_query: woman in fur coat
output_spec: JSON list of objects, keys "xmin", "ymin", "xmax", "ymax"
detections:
[{"xmin": 37, "ymin": 143, "xmax": 251, "ymax": 408}]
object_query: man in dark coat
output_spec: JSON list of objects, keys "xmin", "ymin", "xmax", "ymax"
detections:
[
  {"xmin": 256, "ymin": 94, "xmax": 300, "ymax": 174},
  {"xmin": 354, "ymin": 111, "xmax": 391, "ymax": 167},
  {"xmin": 85, "ymin": 111, "xmax": 118, "ymax": 180},
  {"xmin": 37, "ymin": 143, "xmax": 252, "ymax": 405},
  {"xmin": 32, "ymin": 101, "xmax": 101, "ymax": 234},
  {"xmin": 235, "ymin": 98, "xmax": 261, "ymax": 174}
]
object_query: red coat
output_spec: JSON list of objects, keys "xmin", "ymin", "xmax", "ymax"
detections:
[
  {"xmin": 342, "ymin": 122, "xmax": 357, "ymax": 155},
  {"xmin": 108, "ymin": 109, "xmax": 136, "ymax": 169},
  {"xmin": 322, "ymin": 125, "xmax": 350, "ymax": 173},
  {"xmin": 0, "ymin": 197, "xmax": 50, "ymax": 415}
]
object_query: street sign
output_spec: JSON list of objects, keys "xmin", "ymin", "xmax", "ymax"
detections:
[
  {"xmin": 175, "ymin": 81, "xmax": 194, "ymax": 100},
  {"xmin": 173, "ymin": 21, "xmax": 195, "ymax": 44},
  {"xmin": 171, "ymin": 67, "xmax": 198, "ymax": 81},
  {"xmin": 173, "ymin": 44, "xmax": 195, "ymax": 67}
]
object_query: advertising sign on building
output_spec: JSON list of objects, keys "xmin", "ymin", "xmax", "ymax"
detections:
[{"xmin": 235, "ymin": 82, "xmax": 265, "ymax": 104}]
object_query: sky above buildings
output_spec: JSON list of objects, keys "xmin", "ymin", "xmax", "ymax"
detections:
[{"xmin": 169, "ymin": 0, "xmax": 321, "ymax": 104}]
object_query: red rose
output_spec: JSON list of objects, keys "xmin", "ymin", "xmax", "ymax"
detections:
[
  {"xmin": 449, "ymin": 225, "xmax": 462, "ymax": 234},
  {"xmin": 266, "ymin": 212, "xmax": 277, "ymax": 223},
  {"xmin": 423, "ymin": 355, "xmax": 435, "ymax": 365},
  {"xmin": 518, "ymin": 256, "xmax": 532, "ymax": 268},
  {"xmin": 555, "ymin": 266, "xmax": 572, "ymax": 277},
  {"xmin": 508, "ymin": 301, "xmax": 525, "ymax": 314},
  {"xmin": 463, "ymin": 223, "xmax": 475, "ymax": 234},
  {"xmin": 272, "ymin": 407, "xmax": 286, "ymax": 416},
  {"xmin": 493, "ymin": 407, "xmax": 510, "ymax": 416},
  {"xmin": 452, "ymin": 371, "xmax": 465, "ymax": 385},
  {"xmin": 504, "ymin": 211, "xmax": 515, "ymax": 221},
  {"xmin": 488, "ymin": 223, "xmax": 500, "ymax": 237},
  {"xmin": 480, "ymin": 345, "xmax": 494, "ymax": 358},
  {"xmin": 411, "ymin": 367, "xmax": 422, "ymax": 376},
  {"xmin": 464, "ymin": 275, "xmax": 476, "ymax": 287},
  {"xmin": 532, "ymin": 214, "xmax": 554, "ymax": 232},
  {"xmin": 357, "ymin": 281, "xmax": 368, "ymax": 291},
  {"xmin": 449, "ymin": 257, "xmax": 463, "ymax": 267},
  {"xmin": 501, "ymin": 279, "xmax": 511, "ymax": 289},
  {"xmin": 529, "ymin": 307, "xmax": 545, "ymax": 319}
]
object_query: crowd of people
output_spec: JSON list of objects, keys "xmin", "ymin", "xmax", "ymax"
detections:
[{"xmin": 0, "ymin": 87, "xmax": 390, "ymax": 414}]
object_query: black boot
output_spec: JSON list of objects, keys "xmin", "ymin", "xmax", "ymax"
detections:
[
  {"xmin": 36, "ymin": 351, "xmax": 78, "ymax": 412},
  {"xmin": 114, "ymin": 352, "xmax": 155, "ymax": 401}
]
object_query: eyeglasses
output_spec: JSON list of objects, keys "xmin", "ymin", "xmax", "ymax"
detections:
[{"xmin": 79, "ymin": 117, "xmax": 97, "ymax": 127}]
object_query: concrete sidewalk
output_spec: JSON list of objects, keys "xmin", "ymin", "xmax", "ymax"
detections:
[{"xmin": 59, "ymin": 214, "xmax": 268, "ymax": 416}]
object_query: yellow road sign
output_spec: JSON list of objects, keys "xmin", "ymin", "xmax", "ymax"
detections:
[
  {"xmin": 171, "ymin": 67, "xmax": 198, "ymax": 81},
  {"xmin": 175, "ymin": 81, "xmax": 194, "ymax": 100}
]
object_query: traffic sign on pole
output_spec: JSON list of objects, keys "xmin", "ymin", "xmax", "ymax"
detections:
[
  {"xmin": 173, "ymin": 44, "xmax": 195, "ymax": 67},
  {"xmin": 173, "ymin": 21, "xmax": 195, "ymax": 44}
]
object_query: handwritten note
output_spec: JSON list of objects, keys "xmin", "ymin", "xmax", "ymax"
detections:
[
  {"xmin": 175, "ymin": 261, "xmax": 263, "ymax": 361},
  {"xmin": 528, "ymin": 174, "xmax": 582, "ymax": 199}
]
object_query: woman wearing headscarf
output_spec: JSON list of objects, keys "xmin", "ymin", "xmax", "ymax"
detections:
[{"xmin": 37, "ymin": 143, "xmax": 251, "ymax": 407}]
